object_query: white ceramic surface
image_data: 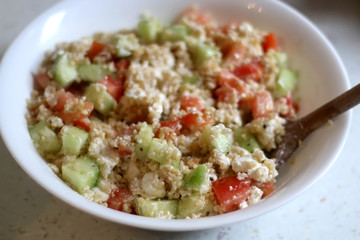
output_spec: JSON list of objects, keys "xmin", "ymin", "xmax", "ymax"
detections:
[{"xmin": 0, "ymin": 0, "xmax": 350, "ymax": 232}]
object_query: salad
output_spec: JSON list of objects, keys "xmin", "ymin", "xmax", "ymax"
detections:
[{"xmin": 26, "ymin": 7, "xmax": 298, "ymax": 219}]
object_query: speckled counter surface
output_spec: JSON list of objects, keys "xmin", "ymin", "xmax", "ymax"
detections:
[{"xmin": 1, "ymin": 0, "xmax": 359, "ymax": 239}]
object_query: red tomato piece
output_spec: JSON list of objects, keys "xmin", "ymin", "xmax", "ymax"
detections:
[
  {"xmin": 181, "ymin": 112, "xmax": 214, "ymax": 128},
  {"xmin": 223, "ymin": 43, "xmax": 245, "ymax": 66},
  {"xmin": 87, "ymin": 41, "xmax": 106, "ymax": 61},
  {"xmin": 218, "ymin": 70, "xmax": 247, "ymax": 95},
  {"xmin": 212, "ymin": 175, "xmax": 251, "ymax": 213},
  {"xmin": 52, "ymin": 90, "xmax": 94, "ymax": 124},
  {"xmin": 233, "ymin": 60, "xmax": 263, "ymax": 82},
  {"xmin": 257, "ymin": 182, "xmax": 274, "ymax": 198},
  {"xmin": 107, "ymin": 188, "xmax": 134, "ymax": 212},
  {"xmin": 280, "ymin": 92, "xmax": 293, "ymax": 118},
  {"xmin": 99, "ymin": 75, "xmax": 123, "ymax": 101},
  {"xmin": 115, "ymin": 59, "xmax": 130, "ymax": 71},
  {"xmin": 33, "ymin": 72, "xmax": 51, "ymax": 90},
  {"xmin": 159, "ymin": 120, "xmax": 182, "ymax": 135},
  {"xmin": 180, "ymin": 96, "xmax": 204, "ymax": 111},
  {"xmin": 262, "ymin": 32, "xmax": 278, "ymax": 52},
  {"xmin": 73, "ymin": 117, "xmax": 91, "ymax": 132},
  {"xmin": 182, "ymin": 8, "xmax": 211, "ymax": 25},
  {"xmin": 250, "ymin": 91, "xmax": 274, "ymax": 119},
  {"xmin": 220, "ymin": 21, "xmax": 240, "ymax": 34},
  {"xmin": 215, "ymin": 85, "xmax": 237, "ymax": 103}
]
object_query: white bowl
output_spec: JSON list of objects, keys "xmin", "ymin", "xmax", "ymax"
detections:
[{"xmin": 0, "ymin": 0, "xmax": 350, "ymax": 231}]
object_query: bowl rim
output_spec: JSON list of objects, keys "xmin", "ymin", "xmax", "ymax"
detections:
[{"xmin": 0, "ymin": 0, "xmax": 351, "ymax": 231}]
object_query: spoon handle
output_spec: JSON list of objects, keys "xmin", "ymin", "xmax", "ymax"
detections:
[{"xmin": 298, "ymin": 83, "xmax": 360, "ymax": 140}]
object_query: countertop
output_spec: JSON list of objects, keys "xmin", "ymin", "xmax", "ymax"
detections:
[{"xmin": 1, "ymin": 0, "xmax": 359, "ymax": 239}]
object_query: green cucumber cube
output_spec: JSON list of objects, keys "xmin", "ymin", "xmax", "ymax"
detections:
[
  {"xmin": 191, "ymin": 42, "xmax": 218, "ymax": 66},
  {"xmin": 28, "ymin": 121, "xmax": 61, "ymax": 154},
  {"xmin": 52, "ymin": 53, "xmax": 78, "ymax": 87},
  {"xmin": 135, "ymin": 123, "xmax": 154, "ymax": 160},
  {"xmin": 160, "ymin": 25, "xmax": 189, "ymax": 42},
  {"xmin": 77, "ymin": 63, "xmax": 108, "ymax": 83},
  {"xmin": 234, "ymin": 127, "xmax": 260, "ymax": 153},
  {"xmin": 177, "ymin": 195, "xmax": 214, "ymax": 218},
  {"xmin": 61, "ymin": 156, "xmax": 99, "ymax": 194},
  {"xmin": 147, "ymin": 138, "xmax": 168, "ymax": 164},
  {"xmin": 115, "ymin": 34, "xmax": 139, "ymax": 57},
  {"xmin": 183, "ymin": 165, "xmax": 208, "ymax": 190},
  {"xmin": 273, "ymin": 68, "xmax": 297, "ymax": 98},
  {"xmin": 61, "ymin": 126, "xmax": 88, "ymax": 156},
  {"xmin": 137, "ymin": 19, "xmax": 162, "ymax": 43},
  {"xmin": 274, "ymin": 52, "xmax": 288, "ymax": 69},
  {"xmin": 182, "ymin": 74, "xmax": 200, "ymax": 85},
  {"xmin": 135, "ymin": 198, "xmax": 178, "ymax": 219},
  {"xmin": 200, "ymin": 124, "xmax": 232, "ymax": 154},
  {"xmin": 84, "ymin": 83, "xmax": 116, "ymax": 116}
]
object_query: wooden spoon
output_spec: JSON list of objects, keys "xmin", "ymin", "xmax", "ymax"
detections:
[{"xmin": 273, "ymin": 83, "xmax": 360, "ymax": 168}]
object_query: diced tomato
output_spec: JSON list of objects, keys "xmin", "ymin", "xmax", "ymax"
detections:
[
  {"xmin": 218, "ymin": 70, "xmax": 247, "ymax": 95},
  {"xmin": 33, "ymin": 72, "xmax": 51, "ymax": 90},
  {"xmin": 233, "ymin": 60, "xmax": 263, "ymax": 82},
  {"xmin": 182, "ymin": 8, "xmax": 211, "ymax": 25},
  {"xmin": 212, "ymin": 175, "xmax": 251, "ymax": 213},
  {"xmin": 107, "ymin": 188, "xmax": 134, "ymax": 213},
  {"xmin": 250, "ymin": 91, "xmax": 274, "ymax": 119},
  {"xmin": 115, "ymin": 59, "xmax": 130, "ymax": 71},
  {"xmin": 159, "ymin": 120, "xmax": 182, "ymax": 135},
  {"xmin": 257, "ymin": 182, "xmax": 275, "ymax": 198},
  {"xmin": 262, "ymin": 32, "xmax": 278, "ymax": 52},
  {"xmin": 181, "ymin": 111, "xmax": 214, "ymax": 129},
  {"xmin": 87, "ymin": 41, "xmax": 106, "ymax": 61},
  {"xmin": 220, "ymin": 21, "xmax": 240, "ymax": 34},
  {"xmin": 52, "ymin": 90, "xmax": 76, "ymax": 112},
  {"xmin": 215, "ymin": 86, "xmax": 237, "ymax": 103},
  {"xmin": 223, "ymin": 43, "xmax": 245, "ymax": 65},
  {"xmin": 116, "ymin": 126, "xmax": 135, "ymax": 156},
  {"xmin": 280, "ymin": 92, "xmax": 293, "ymax": 118},
  {"xmin": 180, "ymin": 96, "xmax": 204, "ymax": 111},
  {"xmin": 52, "ymin": 90, "xmax": 94, "ymax": 126},
  {"xmin": 99, "ymin": 75, "xmax": 123, "ymax": 101},
  {"xmin": 73, "ymin": 118, "xmax": 91, "ymax": 132}
]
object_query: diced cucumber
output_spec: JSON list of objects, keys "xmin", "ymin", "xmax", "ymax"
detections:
[
  {"xmin": 135, "ymin": 197, "xmax": 178, "ymax": 219},
  {"xmin": 61, "ymin": 126, "xmax": 88, "ymax": 156},
  {"xmin": 234, "ymin": 127, "xmax": 260, "ymax": 153},
  {"xmin": 177, "ymin": 195, "xmax": 214, "ymax": 218},
  {"xmin": 274, "ymin": 52, "xmax": 287, "ymax": 69},
  {"xmin": 77, "ymin": 64, "xmax": 108, "ymax": 83},
  {"xmin": 28, "ymin": 121, "xmax": 61, "ymax": 154},
  {"xmin": 182, "ymin": 74, "xmax": 200, "ymax": 85},
  {"xmin": 135, "ymin": 123, "xmax": 154, "ymax": 160},
  {"xmin": 200, "ymin": 124, "xmax": 232, "ymax": 154},
  {"xmin": 147, "ymin": 138, "xmax": 168, "ymax": 164},
  {"xmin": 115, "ymin": 34, "xmax": 139, "ymax": 58},
  {"xmin": 137, "ymin": 19, "xmax": 162, "ymax": 43},
  {"xmin": 183, "ymin": 165, "xmax": 208, "ymax": 190},
  {"xmin": 160, "ymin": 25, "xmax": 189, "ymax": 42},
  {"xmin": 52, "ymin": 53, "xmax": 78, "ymax": 87},
  {"xmin": 167, "ymin": 143, "xmax": 182, "ymax": 168},
  {"xmin": 273, "ymin": 68, "xmax": 297, "ymax": 98},
  {"xmin": 191, "ymin": 42, "xmax": 218, "ymax": 66},
  {"xmin": 84, "ymin": 83, "xmax": 116, "ymax": 116},
  {"xmin": 61, "ymin": 156, "xmax": 99, "ymax": 194}
]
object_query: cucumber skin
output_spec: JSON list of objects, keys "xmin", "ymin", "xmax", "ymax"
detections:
[
  {"xmin": 84, "ymin": 84, "xmax": 116, "ymax": 116},
  {"xmin": 77, "ymin": 64, "xmax": 108, "ymax": 83},
  {"xmin": 28, "ymin": 121, "xmax": 61, "ymax": 154},
  {"xmin": 61, "ymin": 156, "xmax": 100, "ymax": 194},
  {"xmin": 61, "ymin": 126, "xmax": 88, "ymax": 156},
  {"xmin": 52, "ymin": 53, "xmax": 78, "ymax": 88},
  {"xmin": 183, "ymin": 165, "xmax": 208, "ymax": 190},
  {"xmin": 135, "ymin": 198, "xmax": 178, "ymax": 219}
]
